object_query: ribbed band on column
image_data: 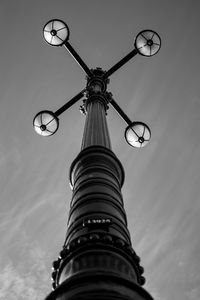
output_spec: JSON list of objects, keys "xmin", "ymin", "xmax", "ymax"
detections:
[{"xmin": 81, "ymin": 97, "xmax": 111, "ymax": 150}]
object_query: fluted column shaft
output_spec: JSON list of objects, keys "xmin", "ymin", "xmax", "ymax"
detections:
[{"xmin": 81, "ymin": 95, "xmax": 111, "ymax": 149}]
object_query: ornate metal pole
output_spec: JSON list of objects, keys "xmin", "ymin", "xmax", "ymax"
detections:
[
  {"xmin": 33, "ymin": 19, "xmax": 161, "ymax": 300},
  {"xmin": 45, "ymin": 70, "xmax": 153, "ymax": 300}
]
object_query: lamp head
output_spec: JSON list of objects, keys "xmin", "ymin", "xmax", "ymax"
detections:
[
  {"xmin": 125, "ymin": 122, "xmax": 151, "ymax": 148},
  {"xmin": 33, "ymin": 110, "xmax": 59, "ymax": 136},
  {"xmin": 134, "ymin": 30, "xmax": 161, "ymax": 57},
  {"xmin": 43, "ymin": 19, "xmax": 70, "ymax": 46}
]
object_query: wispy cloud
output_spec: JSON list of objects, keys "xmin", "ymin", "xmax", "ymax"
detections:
[{"xmin": 0, "ymin": 236, "xmax": 50, "ymax": 300}]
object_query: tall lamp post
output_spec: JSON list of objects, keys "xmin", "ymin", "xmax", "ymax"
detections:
[{"xmin": 33, "ymin": 19, "xmax": 161, "ymax": 300}]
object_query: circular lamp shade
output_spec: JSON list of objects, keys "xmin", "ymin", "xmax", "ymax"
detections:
[
  {"xmin": 134, "ymin": 30, "xmax": 161, "ymax": 56},
  {"xmin": 125, "ymin": 122, "xmax": 151, "ymax": 148},
  {"xmin": 43, "ymin": 19, "xmax": 69, "ymax": 46},
  {"xmin": 33, "ymin": 110, "xmax": 59, "ymax": 136}
]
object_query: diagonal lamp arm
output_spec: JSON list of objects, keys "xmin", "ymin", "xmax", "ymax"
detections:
[
  {"xmin": 104, "ymin": 48, "xmax": 138, "ymax": 78},
  {"xmin": 64, "ymin": 41, "xmax": 93, "ymax": 78},
  {"xmin": 55, "ymin": 89, "xmax": 86, "ymax": 117},
  {"xmin": 110, "ymin": 97, "xmax": 132, "ymax": 126}
]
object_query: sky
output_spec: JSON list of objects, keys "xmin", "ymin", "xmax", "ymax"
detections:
[{"xmin": 0, "ymin": 0, "xmax": 200, "ymax": 299}]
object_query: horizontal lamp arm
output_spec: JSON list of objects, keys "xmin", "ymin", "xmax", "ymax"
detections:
[
  {"xmin": 64, "ymin": 41, "xmax": 93, "ymax": 78},
  {"xmin": 55, "ymin": 89, "xmax": 86, "ymax": 117},
  {"xmin": 104, "ymin": 48, "xmax": 138, "ymax": 78},
  {"xmin": 110, "ymin": 98, "xmax": 132, "ymax": 126}
]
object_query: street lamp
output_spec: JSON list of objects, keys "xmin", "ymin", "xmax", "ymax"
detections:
[
  {"xmin": 34, "ymin": 19, "xmax": 162, "ymax": 300},
  {"xmin": 33, "ymin": 18, "xmax": 161, "ymax": 148}
]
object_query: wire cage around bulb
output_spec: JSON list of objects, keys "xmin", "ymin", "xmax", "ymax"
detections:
[
  {"xmin": 33, "ymin": 110, "xmax": 59, "ymax": 136},
  {"xmin": 43, "ymin": 19, "xmax": 70, "ymax": 46},
  {"xmin": 125, "ymin": 122, "xmax": 151, "ymax": 148},
  {"xmin": 134, "ymin": 30, "xmax": 161, "ymax": 57}
]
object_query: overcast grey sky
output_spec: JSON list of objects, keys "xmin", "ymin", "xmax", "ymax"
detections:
[{"xmin": 0, "ymin": 0, "xmax": 200, "ymax": 299}]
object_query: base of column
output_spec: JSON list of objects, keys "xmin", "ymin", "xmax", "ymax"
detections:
[{"xmin": 45, "ymin": 273, "xmax": 154, "ymax": 300}]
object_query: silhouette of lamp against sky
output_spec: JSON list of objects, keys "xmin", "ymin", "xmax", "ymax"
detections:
[{"xmin": 33, "ymin": 19, "xmax": 161, "ymax": 300}]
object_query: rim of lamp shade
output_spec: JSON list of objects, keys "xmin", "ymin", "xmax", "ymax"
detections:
[
  {"xmin": 134, "ymin": 30, "xmax": 161, "ymax": 57},
  {"xmin": 43, "ymin": 19, "xmax": 70, "ymax": 46}
]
